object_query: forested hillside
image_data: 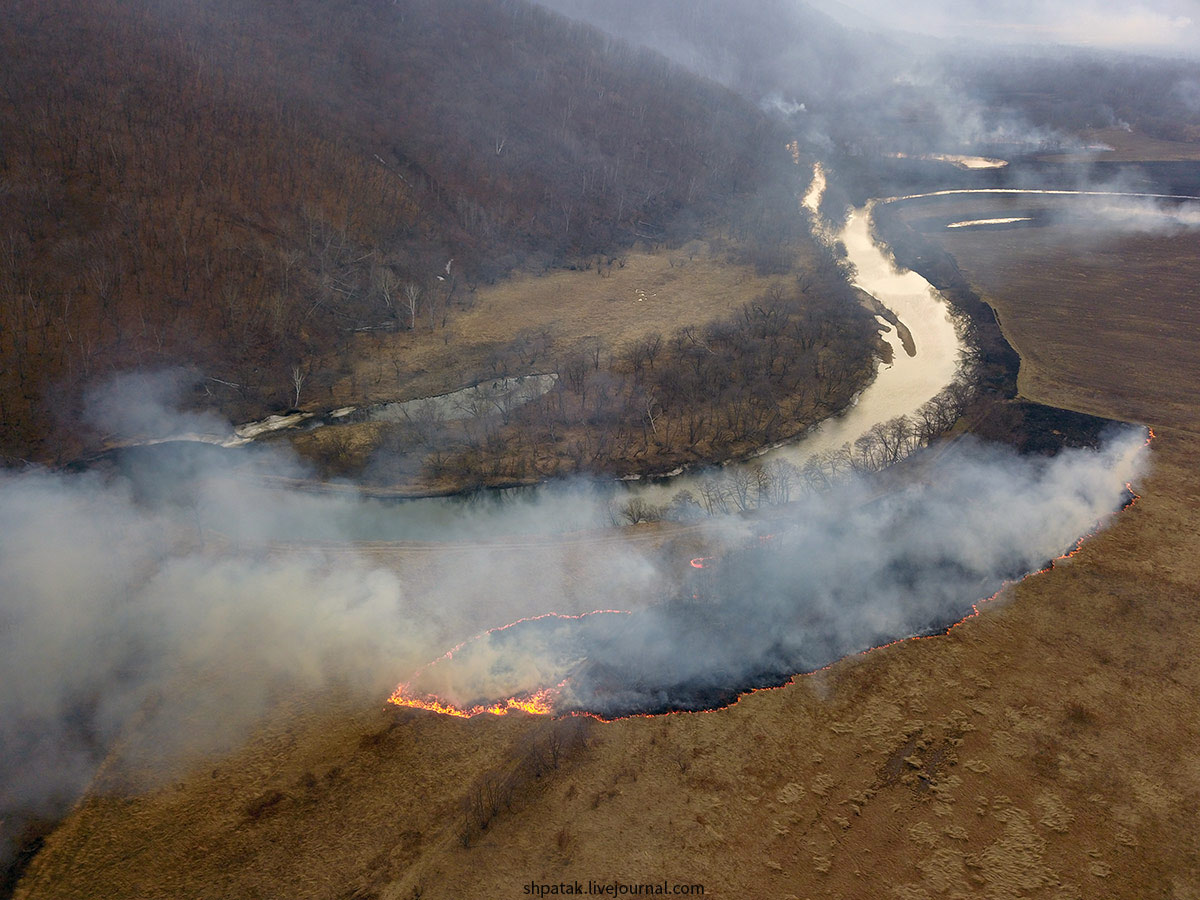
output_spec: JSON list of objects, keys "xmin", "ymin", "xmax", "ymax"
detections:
[{"xmin": 0, "ymin": 0, "xmax": 789, "ymax": 461}]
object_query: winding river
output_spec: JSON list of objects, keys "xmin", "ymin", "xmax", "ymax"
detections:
[
  {"xmin": 183, "ymin": 172, "xmax": 1198, "ymax": 542},
  {"xmin": 209, "ymin": 166, "xmax": 967, "ymax": 542},
  {"xmin": 629, "ymin": 169, "xmax": 962, "ymax": 507}
]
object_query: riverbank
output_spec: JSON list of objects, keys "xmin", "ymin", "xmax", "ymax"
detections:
[
  {"xmin": 74, "ymin": 180, "xmax": 971, "ymax": 517},
  {"xmin": 870, "ymin": 195, "xmax": 1128, "ymax": 452},
  {"xmin": 80, "ymin": 176, "xmax": 1156, "ymax": 519}
]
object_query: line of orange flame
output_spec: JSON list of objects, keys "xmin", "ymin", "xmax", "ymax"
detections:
[
  {"xmin": 390, "ymin": 428, "xmax": 1153, "ymax": 723},
  {"xmin": 388, "ymin": 611, "xmax": 630, "ymax": 718},
  {"xmin": 389, "ymin": 685, "xmax": 561, "ymax": 718}
]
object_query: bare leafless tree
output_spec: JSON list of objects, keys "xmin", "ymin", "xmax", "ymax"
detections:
[
  {"xmin": 290, "ymin": 364, "xmax": 307, "ymax": 408},
  {"xmin": 403, "ymin": 281, "xmax": 422, "ymax": 331}
]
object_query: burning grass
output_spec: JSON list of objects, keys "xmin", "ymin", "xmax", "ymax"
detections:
[
  {"xmin": 389, "ymin": 431, "xmax": 1147, "ymax": 721},
  {"xmin": 18, "ymin": 427, "xmax": 1199, "ymax": 900}
]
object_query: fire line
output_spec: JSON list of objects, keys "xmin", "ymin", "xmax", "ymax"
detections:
[{"xmin": 388, "ymin": 430, "xmax": 1153, "ymax": 722}]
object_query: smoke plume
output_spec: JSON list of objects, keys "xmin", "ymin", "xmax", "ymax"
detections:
[
  {"xmin": 398, "ymin": 429, "xmax": 1149, "ymax": 717},
  {"xmin": 0, "ymin": 370, "xmax": 1148, "ymax": 866},
  {"xmin": 0, "ymin": 372, "xmax": 656, "ymax": 864}
]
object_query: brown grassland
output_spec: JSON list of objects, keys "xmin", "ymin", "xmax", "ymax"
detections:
[
  {"xmin": 17, "ymin": 204, "xmax": 1200, "ymax": 899},
  {"xmin": 362, "ymin": 241, "xmax": 816, "ymax": 397},
  {"xmin": 293, "ymin": 239, "xmax": 812, "ymax": 465},
  {"xmin": 1039, "ymin": 127, "xmax": 1200, "ymax": 163},
  {"xmin": 289, "ymin": 232, "xmax": 881, "ymax": 493}
]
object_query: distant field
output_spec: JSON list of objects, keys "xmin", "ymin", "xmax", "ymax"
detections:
[
  {"xmin": 1040, "ymin": 126, "xmax": 1200, "ymax": 163},
  {"xmin": 926, "ymin": 197, "xmax": 1200, "ymax": 429}
]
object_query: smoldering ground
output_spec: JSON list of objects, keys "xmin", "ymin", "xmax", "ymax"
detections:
[
  {"xmin": 400, "ymin": 427, "xmax": 1149, "ymax": 717},
  {"xmin": 0, "ymin": 371, "xmax": 1147, "ymax": 865}
]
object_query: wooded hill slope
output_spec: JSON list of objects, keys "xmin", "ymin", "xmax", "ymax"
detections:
[{"xmin": 0, "ymin": 0, "xmax": 791, "ymax": 461}]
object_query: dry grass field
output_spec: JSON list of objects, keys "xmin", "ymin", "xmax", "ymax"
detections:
[
  {"xmin": 942, "ymin": 219, "xmax": 1200, "ymax": 431},
  {"xmin": 289, "ymin": 239, "xmax": 821, "ymax": 480},
  {"xmin": 17, "ymin": 206, "xmax": 1200, "ymax": 900},
  {"xmin": 287, "ymin": 235, "xmax": 869, "ymax": 490},
  {"xmin": 334, "ymin": 241, "xmax": 810, "ymax": 407},
  {"xmin": 1039, "ymin": 127, "xmax": 1200, "ymax": 163}
]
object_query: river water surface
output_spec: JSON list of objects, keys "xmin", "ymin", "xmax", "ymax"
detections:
[
  {"xmin": 189, "ymin": 174, "xmax": 1200, "ymax": 542},
  {"xmin": 625, "ymin": 168, "xmax": 963, "ymax": 507}
]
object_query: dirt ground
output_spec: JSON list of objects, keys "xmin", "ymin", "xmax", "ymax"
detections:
[{"xmin": 17, "ymin": 213, "xmax": 1200, "ymax": 899}]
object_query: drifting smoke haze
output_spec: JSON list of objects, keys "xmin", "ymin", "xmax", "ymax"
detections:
[
  {"xmin": 827, "ymin": 0, "xmax": 1200, "ymax": 59},
  {"xmin": 903, "ymin": 187, "xmax": 1200, "ymax": 238},
  {"xmin": 1058, "ymin": 195, "xmax": 1200, "ymax": 233},
  {"xmin": 0, "ymin": 370, "xmax": 1149, "ymax": 850},
  {"xmin": 396, "ymin": 429, "xmax": 1149, "ymax": 718},
  {"xmin": 0, "ymin": 448, "xmax": 412, "ymax": 853},
  {"xmin": 3, "ymin": 0, "xmax": 1197, "ymax": 893},
  {"xmin": 4, "ymin": 0, "xmax": 1190, "ymax": 849},
  {"xmin": 532, "ymin": 0, "xmax": 1072, "ymax": 154},
  {"xmin": 534, "ymin": 0, "xmax": 1200, "ymax": 155},
  {"xmin": 80, "ymin": 368, "xmax": 229, "ymax": 444},
  {"xmin": 0, "ymin": 372, "xmax": 663, "ymax": 859}
]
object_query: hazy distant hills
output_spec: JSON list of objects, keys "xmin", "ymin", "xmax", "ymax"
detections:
[
  {"xmin": 536, "ymin": 0, "xmax": 1200, "ymax": 151},
  {"xmin": 0, "ymin": 0, "xmax": 785, "ymax": 460},
  {"xmin": 533, "ymin": 0, "xmax": 890, "ymax": 98}
]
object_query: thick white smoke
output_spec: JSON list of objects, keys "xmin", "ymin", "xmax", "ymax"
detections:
[
  {"xmin": 0, "ymin": 370, "xmax": 1148, "ymax": 862},
  {"xmin": 401, "ymin": 428, "xmax": 1150, "ymax": 717},
  {"xmin": 0, "ymin": 466, "xmax": 411, "ymax": 809},
  {"xmin": 0, "ymin": 371, "xmax": 660, "ymax": 860}
]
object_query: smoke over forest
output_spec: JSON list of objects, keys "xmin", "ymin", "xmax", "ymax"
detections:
[{"xmin": 535, "ymin": 0, "xmax": 1200, "ymax": 154}]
